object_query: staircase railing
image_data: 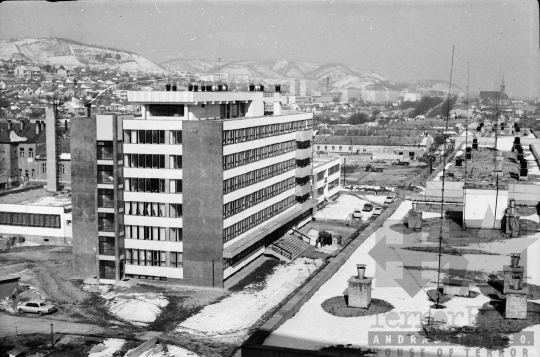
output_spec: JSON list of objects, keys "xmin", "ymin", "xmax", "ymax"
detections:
[{"xmin": 270, "ymin": 244, "xmax": 293, "ymax": 261}]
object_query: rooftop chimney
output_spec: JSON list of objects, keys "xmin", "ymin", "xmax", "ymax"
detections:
[
  {"xmin": 512, "ymin": 275, "xmax": 522, "ymax": 290},
  {"xmin": 165, "ymin": 84, "xmax": 171, "ymax": 91},
  {"xmin": 356, "ymin": 264, "xmax": 366, "ymax": 279},
  {"xmin": 510, "ymin": 253, "xmax": 520, "ymax": 267},
  {"xmin": 35, "ymin": 122, "xmax": 40, "ymax": 135},
  {"xmin": 7, "ymin": 120, "xmax": 11, "ymax": 130},
  {"xmin": 85, "ymin": 102, "xmax": 91, "ymax": 117}
]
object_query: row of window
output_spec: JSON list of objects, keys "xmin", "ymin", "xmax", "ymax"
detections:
[
  {"xmin": 124, "ymin": 202, "xmax": 182, "ymax": 218},
  {"xmin": 123, "ymin": 130, "xmax": 183, "ymax": 145},
  {"xmin": 222, "ymin": 119, "xmax": 312, "ymax": 146},
  {"xmin": 0, "ymin": 212, "xmax": 61, "ymax": 228},
  {"xmin": 316, "ymin": 170, "xmax": 326, "ymax": 182},
  {"xmin": 222, "ymin": 140, "xmax": 296, "ymax": 170},
  {"xmin": 125, "ymin": 225, "xmax": 182, "ymax": 241},
  {"xmin": 223, "ymin": 159, "xmax": 296, "ymax": 194},
  {"xmin": 123, "ymin": 154, "xmax": 182, "ymax": 169},
  {"xmin": 223, "ymin": 195, "xmax": 296, "ymax": 243},
  {"xmin": 328, "ymin": 164, "xmax": 340, "ymax": 176},
  {"xmin": 19, "ymin": 147, "xmax": 34, "ymax": 158},
  {"xmin": 223, "ymin": 239, "xmax": 265, "ymax": 269},
  {"xmin": 125, "ymin": 248, "xmax": 183, "ymax": 268},
  {"xmin": 328, "ymin": 178, "xmax": 340, "ymax": 191},
  {"xmin": 223, "ymin": 177, "xmax": 295, "ymax": 218},
  {"xmin": 124, "ymin": 178, "xmax": 182, "ymax": 193},
  {"xmin": 297, "ymin": 140, "xmax": 311, "ymax": 150}
]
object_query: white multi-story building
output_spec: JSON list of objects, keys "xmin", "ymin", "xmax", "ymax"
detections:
[{"xmin": 71, "ymin": 86, "xmax": 316, "ymax": 287}]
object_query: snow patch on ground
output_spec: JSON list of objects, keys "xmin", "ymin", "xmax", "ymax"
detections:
[
  {"xmin": 176, "ymin": 257, "xmax": 324, "ymax": 343},
  {"xmin": 88, "ymin": 338, "xmax": 125, "ymax": 357},
  {"xmin": 14, "ymin": 241, "xmax": 41, "ymax": 247},
  {"xmin": 138, "ymin": 344, "xmax": 201, "ymax": 357},
  {"xmin": 316, "ymin": 245, "xmax": 339, "ymax": 254},
  {"xmin": 83, "ymin": 285, "xmax": 168, "ymax": 326}
]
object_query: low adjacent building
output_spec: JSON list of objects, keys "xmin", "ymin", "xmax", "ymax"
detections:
[
  {"xmin": 313, "ymin": 135, "xmax": 432, "ymax": 156},
  {"xmin": 0, "ymin": 188, "xmax": 72, "ymax": 245}
]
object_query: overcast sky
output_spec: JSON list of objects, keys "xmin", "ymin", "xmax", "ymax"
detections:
[{"xmin": 1, "ymin": 0, "xmax": 539, "ymax": 98}]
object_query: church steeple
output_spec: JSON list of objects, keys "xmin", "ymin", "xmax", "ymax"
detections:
[{"xmin": 501, "ymin": 75, "xmax": 505, "ymax": 93}]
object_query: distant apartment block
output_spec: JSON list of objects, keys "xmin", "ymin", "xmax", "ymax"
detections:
[
  {"xmin": 288, "ymin": 79, "xmax": 316, "ymax": 97},
  {"xmin": 361, "ymin": 89, "xmax": 401, "ymax": 103},
  {"xmin": 71, "ymin": 88, "xmax": 316, "ymax": 287}
]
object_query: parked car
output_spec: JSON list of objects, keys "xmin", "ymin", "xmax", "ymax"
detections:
[
  {"xmin": 352, "ymin": 209, "xmax": 363, "ymax": 218},
  {"xmin": 384, "ymin": 196, "xmax": 396, "ymax": 204},
  {"xmin": 17, "ymin": 299, "xmax": 57, "ymax": 316},
  {"xmin": 373, "ymin": 206, "xmax": 383, "ymax": 216},
  {"xmin": 362, "ymin": 203, "xmax": 374, "ymax": 212}
]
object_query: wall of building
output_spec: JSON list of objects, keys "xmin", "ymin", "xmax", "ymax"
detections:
[
  {"xmin": 313, "ymin": 158, "xmax": 342, "ymax": 204},
  {"xmin": 71, "ymin": 117, "xmax": 99, "ymax": 279},
  {"xmin": 463, "ymin": 188, "xmax": 508, "ymax": 229},
  {"xmin": 182, "ymin": 120, "xmax": 224, "ymax": 288},
  {"xmin": 0, "ymin": 203, "xmax": 71, "ymax": 243}
]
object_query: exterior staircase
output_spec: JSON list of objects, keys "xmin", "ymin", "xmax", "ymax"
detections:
[{"xmin": 265, "ymin": 236, "xmax": 311, "ymax": 262}]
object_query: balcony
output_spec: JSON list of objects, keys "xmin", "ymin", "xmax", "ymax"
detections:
[
  {"xmin": 296, "ymin": 130, "xmax": 312, "ymax": 142},
  {"xmin": 295, "ymin": 165, "xmax": 312, "ymax": 179},
  {"xmin": 98, "ymin": 196, "xmax": 115, "ymax": 208},
  {"xmin": 98, "ymin": 224, "xmax": 115, "ymax": 232},
  {"xmin": 295, "ymin": 182, "xmax": 312, "ymax": 197},
  {"xmin": 98, "ymin": 172, "xmax": 114, "ymax": 184},
  {"xmin": 295, "ymin": 147, "xmax": 312, "ymax": 161}
]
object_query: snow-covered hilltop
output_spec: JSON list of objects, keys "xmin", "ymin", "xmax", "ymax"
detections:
[{"xmin": 0, "ymin": 38, "xmax": 166, "ymax": 73}]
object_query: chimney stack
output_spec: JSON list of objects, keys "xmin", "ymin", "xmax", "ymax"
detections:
[
  {"xmin": 45, "ymin": 105, "xmax": 60, "ymax": 192},
  {"xmin": 356, "ymin": 264, "xmax": 366, "ymax": 279},
  {"xmin": 85, "ymin": 102, "xmax": 91, "ymax": 117},
  {"xmin": 510, "ymin": 253, "xmax": 520, "ymax": 267},
  {"xmin": 7, "ymin": 120, "xmax": 11, "ymax": 130}
]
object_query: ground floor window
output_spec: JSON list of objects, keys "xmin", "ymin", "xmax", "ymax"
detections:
[{"xmin": 99, "ymin": 260, "xmax": 116, "ymax": 280}]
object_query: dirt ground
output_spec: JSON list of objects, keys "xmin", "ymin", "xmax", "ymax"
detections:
[{"xmin": 340, "ymin": 155, "xmax": 430, "ymax": 187}]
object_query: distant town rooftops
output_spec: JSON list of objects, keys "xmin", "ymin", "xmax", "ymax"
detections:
[{"xmin": 314, "ymin": 135, "xmax": 428, "ymax": 147}]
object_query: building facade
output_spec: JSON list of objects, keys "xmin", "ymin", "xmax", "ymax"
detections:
[
  {"xmin": 312, "ymin": 158, "xmax": 342, "ymax": 204},
  {"xmin": 72, "ymin": 89, "xmax": 315, "ymax": 287}
]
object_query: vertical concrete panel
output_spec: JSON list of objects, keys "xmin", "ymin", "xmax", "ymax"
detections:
[
  {"xmin": 71, "ymin": 117, "xmax": 98, "ymax": 279},
  {"xmin": 182, "ymin": 121, "xmax": 224, "ymax": 287}
]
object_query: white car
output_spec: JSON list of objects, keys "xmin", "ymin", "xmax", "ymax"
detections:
[
  {"xmin": 352, "ymin": 209, "xmax": 362, "ymax": 218},
  {"xmin": 373, "ymin": 206, "xmax": 383, "ymax": 216},
  {"xmin": 384, "ymin": 196, "xmax": 396, "ymax": 204},
  {"xmin": 17, "ymin": 299, "xmax": 57, "ymax": 316}
]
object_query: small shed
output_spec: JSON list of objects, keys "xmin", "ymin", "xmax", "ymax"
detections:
[
  {"xmin": 442, "ymin": 277, "xmax": 470, "ymax": 296},
  {"xmin": 0, "ymin": 275, "xmax": 21, "ymax": 300}
]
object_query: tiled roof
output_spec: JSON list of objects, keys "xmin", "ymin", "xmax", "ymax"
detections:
[{"xmin": 0, "ymin": 120, "xmax": 43, "ymax": 144}]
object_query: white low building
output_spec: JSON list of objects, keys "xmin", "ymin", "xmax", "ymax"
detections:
[{"xmin": 0, "ymin": 188, "xmax": 72, "ymax": 245}]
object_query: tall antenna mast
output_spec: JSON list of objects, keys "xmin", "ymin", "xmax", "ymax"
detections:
[
  {"xmin": 218, "ymin": 57, "xmax": 222, "ymax": 78},
  {"xmin": 436, "ymin": 46, "xmax": 455, "ymax": 308},
  {"xmin": 464, "ymin": 62, "xmax": 470, "ymax": 181}
]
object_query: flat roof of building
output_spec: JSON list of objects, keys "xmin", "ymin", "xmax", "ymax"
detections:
[
  {"xmin": 0, "ymin": 187, "xmax": 71, "ymax": 207},
  {"xmin": 313, "ymin": 156, "xmax": 341, "ymax": 169}
]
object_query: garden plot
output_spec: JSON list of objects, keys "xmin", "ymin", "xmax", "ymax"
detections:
[
  {"xmin": 263, "ymin": 200, "xmax": 540, "ymax": 356},
  {"xmin": 176, "ymin": 257, "xmax": 323, "ymax": 343},
  {"xmin": 83, "ymin": 285, "xmax": 168, "ymax": 326}
]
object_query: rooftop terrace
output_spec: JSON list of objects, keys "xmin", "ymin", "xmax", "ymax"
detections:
[{"xmin": 0, "ymin": 187, "xmax": 71, "ymax": 207}]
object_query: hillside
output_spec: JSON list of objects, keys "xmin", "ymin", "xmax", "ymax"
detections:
[
  {"xmin": 0, "ymin": 38, "xmax": 166, "ymax": 73},
  {"xmin": 161, "ymin": 58, "xmax": 389, "ymax": 90}
]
